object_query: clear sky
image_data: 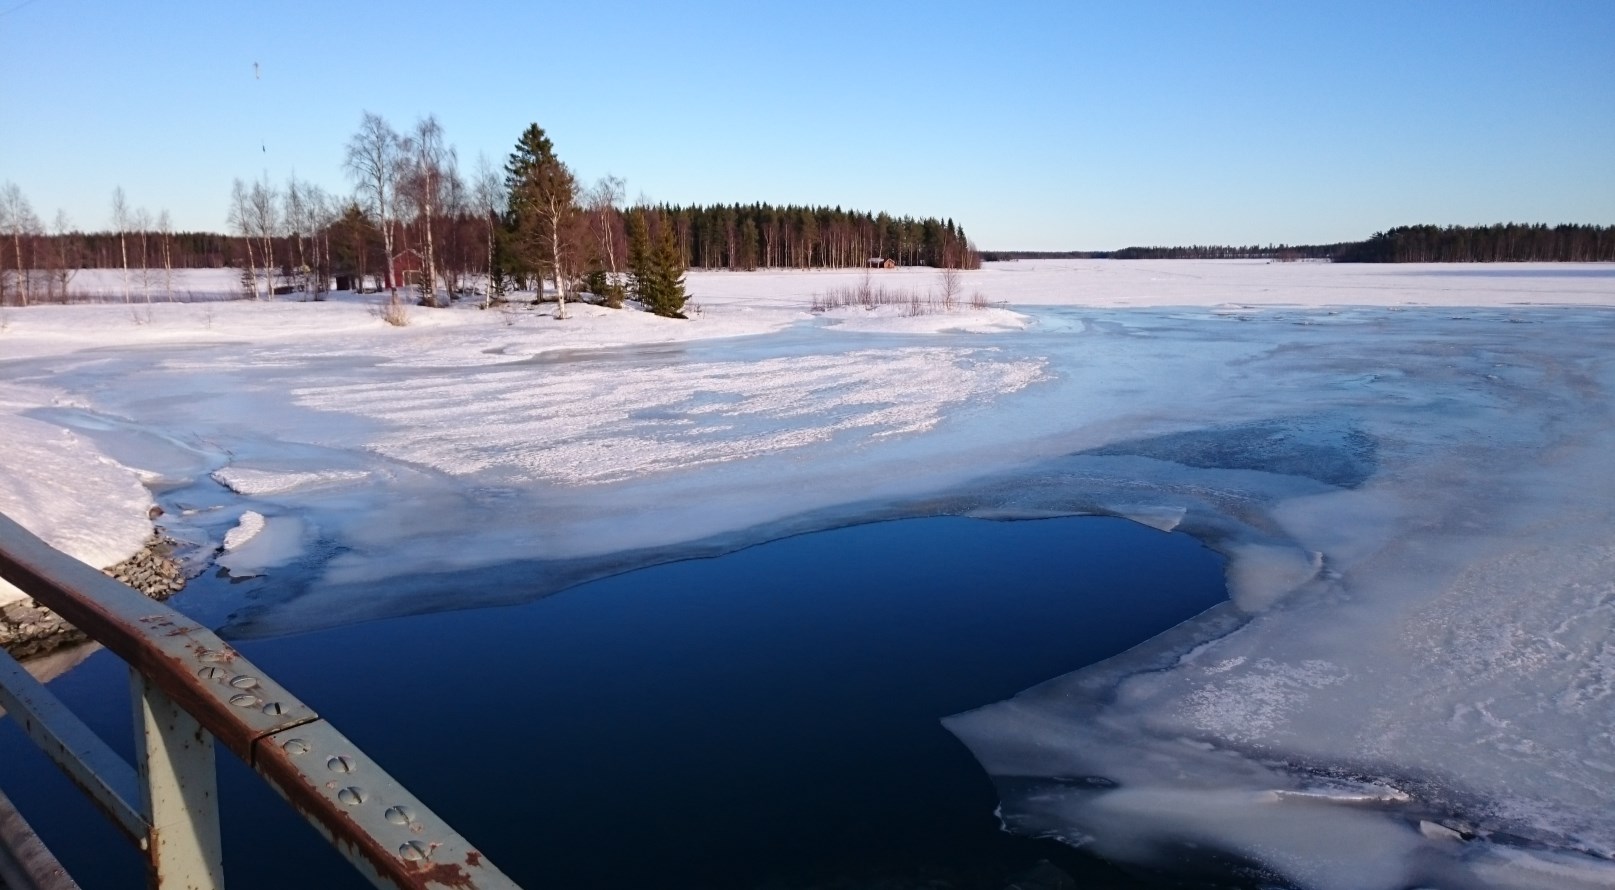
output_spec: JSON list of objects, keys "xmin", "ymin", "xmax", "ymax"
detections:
[{"xmin": 2, "ymin": 0, "xmax": 1611, "ymax": 250}]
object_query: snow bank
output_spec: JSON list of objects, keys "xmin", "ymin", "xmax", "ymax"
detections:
[
  {"xmin": 212, "ymin": 467, "xmax": 370, "ymax": 495},
  {"xmin": 216, "ymin": 513, "xmax": 304, "ymax": 578},
  {"xmin": 221, "ymin": 511, "xmax": 265, "ymax": 550},
  {"xmin": 0, "ymin": 384, "xmax": 153, "ymax": 604}
]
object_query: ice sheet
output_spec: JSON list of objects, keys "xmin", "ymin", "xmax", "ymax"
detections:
[
  {"xmin": 3, "ymin": 261, "xmax": 1615, "ymax": 886},
  {"xmin": 215, "ymin": 513, "xmax": 306, "ymax": 578},
  {"xmin": 940, "ymin": 308, "xmax": 1615, "ymax": 887}
]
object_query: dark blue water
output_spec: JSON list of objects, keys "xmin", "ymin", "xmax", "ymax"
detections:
[{"xmin": 0, "ymin": 515, "xmax": 1225, "ymax": 888}]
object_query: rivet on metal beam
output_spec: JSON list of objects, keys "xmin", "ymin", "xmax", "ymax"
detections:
[
  {"xmin": 260, "ymin": 701, "xmax": 284, "ymax": 716},
  {"xmin": 383, "ymin": 805, "xmax": 416, "ymax": 826},
  {"xmin": 327, "ymin": 755, "xmax": 355, "ymax": 774},
  {"xmin": 282, "ymin": 738, "xmax": 310, "ymax": 755},
  {"xmin": 229, "ymin": 676, "xmax": 259, "ymax": 690},
  {"xmin": 228, "ymin": 693, "xmax": 258, "ymax": 708},
  {"xmin": 337, "ymin": 786, "xmax": 367, "ymax": 806},
  {"xmin": 399, "ymin": 840, "xmax": 431, "ymax": 862},
  {"xmin": 196, "ymin": 666, "xmax": 226, "ymax": 681}
]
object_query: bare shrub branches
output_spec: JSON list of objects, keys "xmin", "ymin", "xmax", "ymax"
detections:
[
  {"xmin": 373, "ymin": 293, "xmax": 410, "ymax": 327},
  {"xmin": 809, "ymin": 269, "xmax": 993, "ymax": 318}
]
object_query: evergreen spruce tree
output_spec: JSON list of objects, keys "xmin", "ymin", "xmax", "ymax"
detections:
[
  {"xmin": 626, "ymin": 209, "xmax": 653, "ymax": 306},
  {"xmin": 625, "ymin": 210, "xmax": 687, "ymax": 318},
  {"xmin": 647, "ymin": 219, "xmax": 688, "ymax": 318}
]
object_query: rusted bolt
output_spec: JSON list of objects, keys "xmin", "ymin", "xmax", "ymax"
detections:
[
  {"xmin": 338, "ymin": 786, "xmax": 367, "ymax": 806},
  {"xmin": 261, "ymin": 701, "xmax": 284, "ymax": 716},
  {"xmin": 327, "ymin": 755, "xmax": 355, "ymax": 774},
  {"xmin": 384, "ymin": 805, "xmax": 416, "ymax": 826},
  {"xmin": 229, "ymin": 675, "xmax": 259, "ymax": 690},
  {"xmin": 399, "ymin": 841, "xmax": 430, "ymax": 862},
  {"xmin": 282, "ymin": 738, "xmax": 311, "ymax": 755},
  {"xmin": 196, "ymin": 666, "xmax": 226, "ymax": 681},
  {"xmin": 228, "ymin": 694, "xmax": 258, "ymax": 708}
]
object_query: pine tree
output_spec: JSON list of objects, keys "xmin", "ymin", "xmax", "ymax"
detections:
[{"xmin": 503, "ymin": 124, "xmax": 580, "ymax": 318}]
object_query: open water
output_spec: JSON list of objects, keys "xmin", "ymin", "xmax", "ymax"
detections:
[{"xmin": 0, "ymin": 514, "xmax": 1225, "ymax": 888}]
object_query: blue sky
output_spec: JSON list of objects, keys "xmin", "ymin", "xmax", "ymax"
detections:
[{"xmin": 2, "ymin": 0, "xmax": 1611, "ymax": 249}]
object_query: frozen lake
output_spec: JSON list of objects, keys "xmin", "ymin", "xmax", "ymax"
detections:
[{"xmin": 2, "ymin": 260, "xmax": 1614, "ymax": 888}]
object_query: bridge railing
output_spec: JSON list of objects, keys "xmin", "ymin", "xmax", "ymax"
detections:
[{"xmin": 0, "ymin": 512, "xmax": 520, "ymax": 890}]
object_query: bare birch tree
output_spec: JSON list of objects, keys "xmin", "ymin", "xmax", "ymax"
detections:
[
  {"xmin": 133, "ymin": 207, "xmax": 152, "ymax": 304},
  {"xmin": 228, "ymin": 179, "xmax": 262, "ymax": 299},
  {"xmin": 472, "ymin": 153, "xmax": 505, "ymax": 308},
  {"xmin": 49, "ymin": 210, "xmax": 76, "ymax": 301},
  {"xmin": 249, "ymin": 177, "xmax": 280, "ymax": 296},
  {"xmin": 305, "ymin": 185, "xmax": 336, "ymax": 298},
  {"xmin": 157, "ymin": 210, "xmax": 173, "ymax": 299},
  {"xmin": 0, "ymin": 182, "xmax": 39, "ymax": 306},
  {"xmin": 399, "ymin": 115, "xmax": 455, "ymax": 307},
  {"xmin": 284, "ymin": 174, "xmax": 310, "ymax": 293},
  {"xmin": 586, "ymin": 175, "xmax": 625, "ymax": 280},
  {"xmin": 344, "ymin": 112, "xmax": 403, "ymax": 296},
  {"xmin": 437, "ymin": 164, "xmax": 468, "ymax": 297},
  {"xmin": 111, "ymin": 187, "xmax": 131, "ymax": 302}
]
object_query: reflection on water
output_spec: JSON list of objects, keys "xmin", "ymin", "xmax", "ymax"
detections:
[{"xmin": 0, "ymin": 515, "xmax": 1225, "ymax": 889}]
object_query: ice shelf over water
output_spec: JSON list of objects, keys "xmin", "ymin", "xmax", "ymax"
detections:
[{"xmin": 2, "ymin": 260, "xmax": 1615, "ymax": 888}]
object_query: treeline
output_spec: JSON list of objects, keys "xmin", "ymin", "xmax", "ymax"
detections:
[
  {"xmin": 642, "ymin": 204, "xmax": 978, "ymax": 271},
  {"xmin": 1333, "ymin": 224, "xmax": 1615, "ymax": 263},
  {"xmin": 980, "ymin": 250, "xmax": 1105, "ymax": 261},
  {"xmin": 983, "ymin": 245, "xmax": 1342, "ymax": 261},
  {"xmin": 6, "ymin": 229, "xmax": 248, "ymax": 271},
  {"xmin": 1109, "ymin": 243, "xmax": 1345, "ymax": 260},
  {"xmin": 986, "ymin": 224, "xmax": 1615, "ymax": 264},
  {"xmin": 984, "ymin": 245, "xmax": 1342, "ymax": 261}
]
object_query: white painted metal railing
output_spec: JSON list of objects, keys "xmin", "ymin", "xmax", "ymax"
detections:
[{"xmin": 0, "ymin": 512, "xmax": 519, "ymax": 889}]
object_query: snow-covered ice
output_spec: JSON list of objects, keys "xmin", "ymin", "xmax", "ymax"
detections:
[
  {"xmin": 215, "ymin": 511, "xmax": 305, "ymax": 579},
  {"xmin": 0, "ymin": 382, "xmax": 154, "ymax": 605},
  {"xmin": 3, "ymin": 260, "xmax": 1615, "ymax": 888},
  {"xmin": 220, "ymin": 510, "xmax": 265, "ymax": 550}
]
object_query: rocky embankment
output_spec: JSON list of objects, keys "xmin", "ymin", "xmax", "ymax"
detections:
[{"xmin": 0, "ymin": 531, "xmax": 185, "ymax": 659}]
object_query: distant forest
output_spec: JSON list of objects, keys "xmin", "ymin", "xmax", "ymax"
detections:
[
  {"xmin": 985, "ymin": 223, "xmax": 1615, "ymax": 263},
  {"xmin": 1, "ymin": 206, "xmax": 977, "ymax": 276},
  {"xmin": 20, "ymin": 222, "xmax": 1605, "ymax": 284},
  {"xmin": 636, "ymin": 204, "xmax": 978, "ymax": 271}
]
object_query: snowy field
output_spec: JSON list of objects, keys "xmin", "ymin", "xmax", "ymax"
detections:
[{"xmin": 2, "ymin": 259, "xmax": 1615, "ymax": 889}]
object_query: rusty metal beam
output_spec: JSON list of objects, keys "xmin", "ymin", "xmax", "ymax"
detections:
[
  {"xmin": 0, "ymin": 513, "xmax": 315, "ymax": 763},
  {"xmin": 0, "ymin": 784, "xmax": 81, "ymax": 890},
  {"xmin": 254, "ymin": 721, "xmax": 506, "ymax": 890},
  {"xmin": 0, "ymin": 513, "xmax": 520, "ymax": 889},
  {"xmin": 132, "ymin": 672, "xmax": 224, "ymax": 889},
  {"xmin": 0, "ymin": 644, "xmax": 147, "ymax": 843}
]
